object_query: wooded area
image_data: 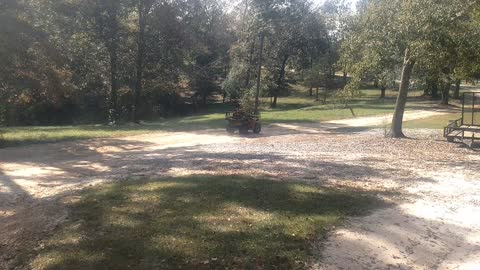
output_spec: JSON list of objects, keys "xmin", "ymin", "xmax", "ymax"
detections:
[
  {"xmin": 1, "ymin": 0, "xmax": 480, "ymax": 137},
  {"xmin": 3, "ymin": 1, "xmax": 480, "ymax": 269}
]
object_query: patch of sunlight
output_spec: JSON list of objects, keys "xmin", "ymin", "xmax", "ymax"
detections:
[
  {"xmin": 151, "ymin": 235, "xmax": 199, "ymax": 257},
  {"xmin": 167, "ymin": 167, "xmax": 213, "ymax": 177},
  {"xmin": 0, "ymin": 184, "xmax": 13, "ymax": 193},
  {"xmin": 106, "ymin": 213, "xmax": 144, "ymax": 228},
  {"xmin": 197, "ymin": 204, "xmax": 274, "ymax": 233},
  {"xmin": 336, "ymin": 228, "xmax": 406, "ymax": 266},
  {"xmin": 291, "ymin": 184, "xmax": 326, "ymax": 194},
  {"xmin": 0, "ymin": 210, "xmax": 15, "ymax": 218},
  {"xmin": 71, "ymin": 162, "xmax": 110, "ymax": 172},
  {"xmin": 4, "ymin": 165, "xmax": 64, "ymax": 177},
  {"xmin": 133, "ymin": 181, "xmax": 195, "ymax": 192},
  {"xmin": 110, "ymin": 205, "xmax": 145, "ymax": 215},
  {"xmin": 32, "ymin": 250, "xmax": 105, "ymax": 270},
  {"xmin": 48, "ymin": 224, "xmax": 83, "ymax": 246}
]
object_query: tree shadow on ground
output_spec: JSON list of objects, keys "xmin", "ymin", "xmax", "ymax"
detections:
[
  {"xmin": 1, "ymin": 130, "xmax": 478, "ymax": 269},
  {"xmin": 30, "ymin": 175, "xmax": 386, "ymax": 270}
]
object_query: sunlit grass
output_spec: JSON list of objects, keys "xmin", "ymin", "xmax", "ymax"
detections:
[
  {"xmin": 0, "ymin": 84, "xmax": 431, "ymax": 148},
  {"xmin": 30, "ymin": 176, "xmax": 381, "ymax": 270},
  {"xmin": 402, "ymin": 113, "xmax": 461, "ymax": 129}
]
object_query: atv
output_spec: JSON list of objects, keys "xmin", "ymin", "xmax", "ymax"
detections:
[{"xmin": 225, "ymin": 109, "xmax": 261, "ymax": 134}]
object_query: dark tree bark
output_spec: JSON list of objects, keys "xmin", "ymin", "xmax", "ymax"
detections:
[
  {"xmin": 271, "ymin": 55, "xmax": 289, "ymax": 108},
  {"xmin": 244, "ymin": 39, "xmax": 256, "ymax": 88},
  {"xmin": 254, "ymin": 33, "xmax": 265, "ymax": 113},
  {"xmin": 453, "ymin": 79, "xmax": 461, "ymax": 99},
  {"xmin": 343, "ymin": 71, "xmax": 348, "ymax": 86},
  {"xmin": 441, "ymin": 80, "xmax": 451, "ymax": 105},
  {"xmin": 309, "ymin": 57, "xmax": 313, "ymax": 96},
  {"xmin": 380, "ymin": 86, "xmax": 386, "ymax": 99},
  {"xmin": 133, "ymin": 1, "xmax": 150, "ymax": 123},
  {"xmin": 100, "ymin": 5, "xmax": 121, "ymax": 123},
  {"xmin": 277, "ymin": 55, "xmax": 289, "ymax": 86},
  {"xmin": 108, "ymin": 40, "xmax": 119, "ymax": 123},
  {"xmin": 423, "ymin": 76, "xmax": 432, "ymax": 97},
  {"xmin": 202, "ymin": 93, "xmax": 207, "ymax": 106},
  {"xmin": 389, "ymin": 49, "xmax": 415, "ymax": 138},
  {"xmin": 431, "ymin": 79, "xmax": 439, "ymax": 99}
]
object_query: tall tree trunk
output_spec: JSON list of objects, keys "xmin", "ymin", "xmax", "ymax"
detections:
[
  {"xmin": 431, "ymin": 79, "xmax": 439, "ymax": 99},
  {"xmin": 271, "ymin": 94, "xmax": 278, "ymax": 108},
  {"xmin": 106, "ymin": 6, "xmax": 120, "ymax": 124},
  {"xmin": 453, "ymin": 79, "xmax": 461, "ymax": 99},
  {"xmin": 424, "ymin": 77, "xmax": 430, "ymax": 96},
  {"xmin": 389, "ymin": 49, "xmax": 415, "ymax": 138},
  {"xmin": 441, "ymin": 80, "xmax": 451, "ymax": 105},
  {"xmin": 254, "ymin": 33, "xmax": 264, "ymax": 113},
  {"xmin": 380, "ymin": 87, "xmax": 386, "ymax": 99},
  {"xmin": 271, "ymin": 55, "xmax": 288, "ymax": 108},
  {"xmin": 276, "ymin": 55, "xmax": 289, "ymax": 86},
  {"xmin": 133, "ymin": 2, "xmax": 147, "ymax": 123},
  {"xmin": 244, "ymin": 39, "xmax": 256, "ymax": 88},
  {"xmin": 309, "ymin": 57, "xmax": 313, "ymax": 96},
  {"xmin": 343, "ymin": 71, "xmax": 348, "ymax": 86},
  {"xmin": 109, "ymin": 43, "xmax": 119, "ymax": 123}
]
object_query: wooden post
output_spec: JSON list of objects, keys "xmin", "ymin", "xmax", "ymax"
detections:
[
  {"xmin": 462, "ymin": 93, "xmax": 465, "ymax": 126},
  {"xmin": 472, "ymin": 93, "xmax": 476, "ymax": 126}
]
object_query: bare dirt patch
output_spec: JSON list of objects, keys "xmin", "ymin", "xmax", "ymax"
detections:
[{"xmin": 1, "ymin": 118, "xmax": 479, "ymax": 269}]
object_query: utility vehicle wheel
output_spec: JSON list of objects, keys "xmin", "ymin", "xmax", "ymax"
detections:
[
  {"xmin": 253, "ymin": 123, "xmax": 262, "ymax": 134},
  {"xmin": 226, "ymin": 126, "xmax": 235, "ymax": 134}
]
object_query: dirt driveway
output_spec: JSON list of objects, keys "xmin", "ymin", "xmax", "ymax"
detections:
[{"xmin": 1, "ymin": 111, "xmax": 479, "ymax": 269}]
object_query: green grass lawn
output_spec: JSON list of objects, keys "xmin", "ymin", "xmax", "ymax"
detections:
[
  {"xmin": 402, "ymin": 113, "xmax": 461, "ymax": 129},
  {"xmin": 29, "ymin": 176, "xmax": 381, "ymax": 270},
  {"xmin": 0, "ymin": 84, "xmax": 434, "ymax": 148}
]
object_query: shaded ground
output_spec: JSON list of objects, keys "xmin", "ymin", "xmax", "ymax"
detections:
[
  {"xmin": 1, "ymin": 110, "xmax": 479, "ymax": 269},
  {"xmin": 29, "ymin": 176, "xmax": 380, "ymax": 270}
]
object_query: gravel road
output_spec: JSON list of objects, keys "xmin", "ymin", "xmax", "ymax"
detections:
[{"xmin": 1, "ymin": 116, "xmax": 479, "ymax": 269}]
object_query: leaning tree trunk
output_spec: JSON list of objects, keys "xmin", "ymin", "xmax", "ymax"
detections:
[{"xmin": 389, "ymin": 49, "xmax": 415, "ymax": 138}]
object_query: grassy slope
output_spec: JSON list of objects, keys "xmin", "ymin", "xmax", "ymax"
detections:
[
  {"xmin": 30, "ymin": 176, "xmax": 381, "ymax": 270},
  {"xmin": 402, "ymin": 113, "xmax": 460, "ymax": 129},
  {"xmin": 0, "ymin": 85, "xmax": 429, "ymax": 147}
]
